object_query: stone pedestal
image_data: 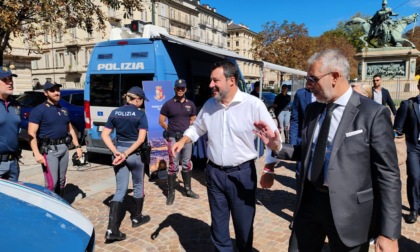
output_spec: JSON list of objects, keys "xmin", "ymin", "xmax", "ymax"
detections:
[{"xmin": 354, "ymin": 47, "xmax": 420, "ymax": 81}]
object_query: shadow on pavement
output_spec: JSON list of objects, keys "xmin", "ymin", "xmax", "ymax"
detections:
[
  {"xmin": 151, "ymin": 213, "xmax": 214, "ymax": 252},
  {"xmin": 64, "ymin": 183, "xmax": 86, "ymax": 204},
  {"xmin": 256, "ymin": 187, "xmax": 295, "ymax": 223}
]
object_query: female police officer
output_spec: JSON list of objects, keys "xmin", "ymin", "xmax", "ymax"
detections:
[{"xmin": 101, "ymin": 86, "xmax": 151, "ymax": 242}]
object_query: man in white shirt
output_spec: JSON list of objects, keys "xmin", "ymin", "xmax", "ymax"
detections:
[{"xmin": 171, "ymin": 60, "xmax": 279, "ymax": 252}]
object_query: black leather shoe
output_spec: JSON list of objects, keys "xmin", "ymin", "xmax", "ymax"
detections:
[{"xmin": 406, "ymin": 211, "xmax": 418, "ymax": 224}]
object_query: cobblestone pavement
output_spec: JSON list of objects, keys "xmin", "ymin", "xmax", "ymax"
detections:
[{"xmin": 18, "ymin": 147, "xmax": 420, "ymax": 252}]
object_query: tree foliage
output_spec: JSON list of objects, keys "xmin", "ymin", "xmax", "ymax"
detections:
[
  {"xmin": 252, "ymin": 21, "xmax": 313, "ymax": 71},
  {"xmin": 0, "ymin": 0, "xmax": 143, "ymax": 65}
]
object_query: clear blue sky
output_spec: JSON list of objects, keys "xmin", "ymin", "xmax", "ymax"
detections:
[{"xmin": 207, "ymin": 0, "xmax": 420, "ymax": 36}]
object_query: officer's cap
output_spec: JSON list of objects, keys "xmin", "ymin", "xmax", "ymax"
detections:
[
  {"xmin": 174, "ymin": 79, "xmax": 187, "ymax": 88},
  {"xmin": 43, "ymin": 81, "xmax": 62, "ymax": 91},
  {"xmin": 0, "ymin": 66, "xmax": 17, "ymax": 78},
  {"xmin": 127, "ymin": 86, "xmax": 149, "ymax": 101}
]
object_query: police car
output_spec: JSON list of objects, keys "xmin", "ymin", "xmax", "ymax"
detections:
[{"xmin": 0, "ymin": 179, "xmax": 95, "ymax": 251}]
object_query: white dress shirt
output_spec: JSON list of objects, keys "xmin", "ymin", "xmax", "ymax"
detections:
[{"xmin": 184, "ymin": 89, "xmax": 278, "ymax": 166}]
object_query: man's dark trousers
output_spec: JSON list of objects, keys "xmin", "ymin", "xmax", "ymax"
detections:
[
  {"xmin": 206, "ymin": 160, "xmax": 256, "ymax": 252},
  {"xmin": 407, "ymin": 143, "xmax": 420, "ymax": 213}
]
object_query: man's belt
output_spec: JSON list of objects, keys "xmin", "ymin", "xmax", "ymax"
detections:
[
  {"xmin": 0, "ymin": 153, "xmax": 17, "ymax": 162},
  {"xmin": 207, "ymin": 159, "xmax": 253, "ymax": 172}
]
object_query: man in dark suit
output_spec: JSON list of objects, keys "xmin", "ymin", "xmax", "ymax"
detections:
[
  {"xmin": 372, "ymin": 74, "xmax": 397, "ymax": 115},
  {"xmin": 257, "ymin": 49, "xmax": 401, "ymax": 251},
  {"xmin": 289, "ymin": 86, "xmax": 314, "ymax": 146},
  {"xmin": 394, "ymin": 80, "xmax": 420, "ymax": 224}
]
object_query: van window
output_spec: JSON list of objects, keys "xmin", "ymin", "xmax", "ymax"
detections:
[{"xmin": 90, "ymin": 74, "xmax": 153, "ymax": 107}]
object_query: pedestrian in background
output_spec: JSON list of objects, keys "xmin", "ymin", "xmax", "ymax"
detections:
[
  {"xmin": 372, "ymin": 74, "xmax": 397, "ymax": 115},
  {"xmin": 256, "ymin": 49, "xmax": 401, "ymax": 252},
  {"xmin": 101, "ymin": 86, "xmax": 151, "ymax": 242},
  {"xmin": 28, "ymin": 81, "xmax": 82, "ymax": 196},
  {"xmin": 274, "ymin": 84, "xmax": 291, "ymax": 143},
  {"xmin": 171, "ymin": 61, "xmax": 280, "ymax": 251},
  {"xmin": 0, "ymin": 66, "xmax": 21, "ymax": 181},
  {"xmin": 394, "ymin": 79, "xmax": 420, "ymax": 224},
  {"xmin": 250, "ymin": 81, "xmax": 260, "ymax": 98},
  {"xmin": 159, "ymin": 79, "xmax": 199, "ymax": 206}
]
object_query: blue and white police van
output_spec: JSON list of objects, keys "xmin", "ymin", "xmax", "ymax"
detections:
[
  {"xmin": 83, "ymin": 23, "xmax": 251, "ymax": 157},
  {"xmin": 0, "ymin": 179, "xmax": 95, "ymax": 251}
]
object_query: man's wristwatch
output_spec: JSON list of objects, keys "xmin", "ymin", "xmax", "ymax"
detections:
[{"xmin": 76, "ymin": 145, "xmax": 82, "ymax": 149}]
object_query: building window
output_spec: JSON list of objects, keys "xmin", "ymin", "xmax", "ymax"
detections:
[
  {"xmin": 235, "ymin": 41, "xmax": 239, "ymax": 47},
  {"xmin": 45, "ymin": 54, "xmax": 50, "ymax": 68},
  {"xmin": 236, "ymin": 32, "xmax": 239, "ymax": 37},
  {"xmin": 227, "ymin": 42, "xmax": 230, "ymax": 47},
  {"xmin": 59, "ymin": 77, "xmax": 65, "ymax": 85}
]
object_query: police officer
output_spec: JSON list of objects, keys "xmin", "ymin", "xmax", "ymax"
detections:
[
  {"xmin": 0, "ymin": 66, "xmax": 21, "ymax": 181},
  {"xmin": 28, "ymin": 81, "xmax": 82, "ymax": 196},
  {"xmin": 101, "ymin": 86, "xmax": 151, "ymax": 242},
  {"xmin": 159, "ymin": 79, "xmax": 199, "ymax": 205}
]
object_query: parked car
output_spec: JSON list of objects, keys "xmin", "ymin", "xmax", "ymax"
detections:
[
  {"xmin": 0, "ymin": 179, "xmax": 95, "ymax": 251},
  {"xmin": 17, "ymin": 89, "xmax": 85, "ymax": 148},
  {"xmin": 261, "ymin": 91, "xmax": 277, "ymax": 118}
]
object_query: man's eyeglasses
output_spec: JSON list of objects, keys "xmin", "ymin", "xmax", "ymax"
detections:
[
  {"xmin": 305, "ymin": 72, "xmax": 333, "ymax": 84},
  {"xmin": 176, "ymin": 87, "xmax": 186, "ymax": 91}
]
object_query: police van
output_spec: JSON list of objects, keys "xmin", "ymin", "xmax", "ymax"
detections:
[{"xmin": 84, "ymin": 23, "xmax": 250, "ymax": 157}]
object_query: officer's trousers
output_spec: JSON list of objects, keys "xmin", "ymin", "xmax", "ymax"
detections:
[
  {"xmin": 42, "ymin": 144, "xmax": 69, "ymax": 192},
  {"xmin": 112, "ymin": 145, "xmax": 145, "ymax": 202}
]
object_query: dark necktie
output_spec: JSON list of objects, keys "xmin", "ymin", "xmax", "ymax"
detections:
[{"xmin": 310, "ymin": 103, "xmax": 339, "ymax": 187}]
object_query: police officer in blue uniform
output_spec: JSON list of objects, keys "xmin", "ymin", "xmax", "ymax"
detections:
[
  {"xmin": 101, "ymin": 86, "xmax": 151, "ymax": 242},
  {"xmin": 28, "ymin": 81, "xmax": 82, "ymax": 196},
  {"xmin": 0, "ymin": 66, "xmax": 21, "ymax": 181},
  {"xmin": 159, "ymin": 79, "xmax": 199, "ymax": 205}
]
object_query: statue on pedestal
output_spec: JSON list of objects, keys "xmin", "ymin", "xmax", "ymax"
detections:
[{"xmin": 346, "ymin": 0, "xmax": 418, "ymax": 48}]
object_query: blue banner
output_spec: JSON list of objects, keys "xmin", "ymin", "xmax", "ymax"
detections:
[{"xmin": 142, "ymin": 80, "xmax": 173, "ymax": 175}]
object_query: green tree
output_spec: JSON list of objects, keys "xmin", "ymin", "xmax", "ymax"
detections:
[
  {"xmin": 252, "ymin": 20, "xmax": 312, "ymax": 71},
  {"xmin": 0, "ymin": 0, "xmax": 143, "ymax": 65}
]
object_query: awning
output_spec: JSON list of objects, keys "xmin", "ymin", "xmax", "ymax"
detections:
[
  {"xmin": 263, "ymin": 61, "xmax": 307, "ymax": 76},
  {"xmin": 159, "ymin": 33, "xmax": 261, "ymax": 64},
  {"xmin": 159, "ymin": 33, "xmax": 306, "ymax": 77}
]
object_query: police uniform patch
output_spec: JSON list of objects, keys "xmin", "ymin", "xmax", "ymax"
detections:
[
  {"xmin": 62, "ymin": 109, "xmax": 68, "ymax": 116},
  {"xmin": 185, "ymin": 105, "xmax": 191, "ymax": 112}
]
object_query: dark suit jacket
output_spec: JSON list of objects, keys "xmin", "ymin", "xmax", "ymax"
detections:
[
  {"xmin": 277, "ymin": 92, "xmax": 401, "ymax": 247},
  {"xmin": 289, "ymin": 88, "xmax": 313, "ymax": 145},
  {"xmin": 371, "ymin": 87, "xmax": 397, "ymax": 115},
  {"xmin": 394, "ymin": 97, "xmax": 420, "ymax": 152}
]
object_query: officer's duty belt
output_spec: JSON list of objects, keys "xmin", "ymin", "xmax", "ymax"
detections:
[
  {"xmin": 0, "ymin": 153, "xmax": 17, "ymax": 162},
  {"xmin": 48, "ymin": 138, "xmax": 67, "ymax": 145}
]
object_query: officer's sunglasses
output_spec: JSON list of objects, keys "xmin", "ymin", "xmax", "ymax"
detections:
[
  {"xmin": 0, "ymin": 76, "xmax": 13, "ymax": 83},
  {"xmin": 305, "ymin": 72, "xmax": 333, "ymax": 84},
  {"xmin": 176, "ymin": 87, "xmax": 186, "ymax": 91},
  {"xmin": 47, "ymin": 87, "xmax": 61, "ymax": 93}
]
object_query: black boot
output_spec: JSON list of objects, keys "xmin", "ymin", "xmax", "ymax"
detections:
[
  {"xmin": 182, "ymin": 171, "xmax": 199, "ymax": 199},
  {"xmin": 166, "ymin": 173, "xmax": 176, "ymax": 205},
  {"xmin": 105, "ymin": 201, "xmax": 126, "ymax": 241},
  {"xmin": 131, "ymin": 197, "xmax": 151, "ymax": 228}
]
